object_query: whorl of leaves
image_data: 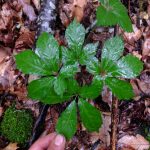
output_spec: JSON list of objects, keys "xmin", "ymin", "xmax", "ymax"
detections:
[{"xmin": 15, "ymin": 19, "xmax": 143, "ymax": 139}]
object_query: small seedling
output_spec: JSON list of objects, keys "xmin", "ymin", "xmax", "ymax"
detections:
[
  {"xmin": 0, "ymin": 106, "xmax": 33, "ymax": 144},
  {"xmin": 15, "ymin": 20, "xmax": 143, "ymax": 139}
]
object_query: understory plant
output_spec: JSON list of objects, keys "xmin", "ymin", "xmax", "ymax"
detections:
[
  {"xmin": 0, "ymin": 106, "xmax": 33, "ymax": 144},
  {"xmin": 96, "ymin": 0, "xmax": 133, "ymax": 32},
  {"xmin": 15, "ymin": 18, "xmax": 143, "ymax": 139}
]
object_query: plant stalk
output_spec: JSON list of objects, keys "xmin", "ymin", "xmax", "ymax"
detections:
[
  {"xmin": 111, "ymin": 96, "xmax": 119, "ymax": 150},
  {"xmin": 110, "ymin": 25, "xmax": 119, "ymax": 150}
]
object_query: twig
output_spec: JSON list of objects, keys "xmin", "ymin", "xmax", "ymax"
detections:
[
  {"xmin": 110, "ymin": 25, "xmax": 119, "ymax": 150},
  {"xmin": 90, "ymin": 139, "xmax": 101, "ymax": 150},
  {"xmin": 84, "ymin": 20, "xmax": 97, "ymax": 44},
  {"xmin": 27, "ymin": 104, "xmax": 49, "ymax": 147},
  {"xmin": 111, "ymin": 96, "xmax": 119, "ymax": 150}
]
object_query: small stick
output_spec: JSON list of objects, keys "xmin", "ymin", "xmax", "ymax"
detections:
[
  {"xmin": 27, "ymin": 104, "xmax": 49, "ymax": 147},
  {"xmin": 111, "ymin": 96, "xmax": 119, "ymax": 150},
  {"xmin": 110, "ymin": 25, "xmax": 119, "ymax": 150}
]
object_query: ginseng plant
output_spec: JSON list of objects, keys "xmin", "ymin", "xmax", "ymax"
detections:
[{"xmin": 15, "ymin": 19, "xmax": 143, "ymax": 139}]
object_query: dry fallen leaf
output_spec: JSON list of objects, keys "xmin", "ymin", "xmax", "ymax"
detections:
[
  {"xmin": 0, "ymin": 3, "xmax": 17, "ymax": 30},
  {"xmin": 123, "ymin": 24, "xmax": 142, "ymax": 45},
  {"xmin": 118, "ymin": 134, "xmax": 150, "ymax": 150},
  {"xmin": 143, "ymin": 37, "xmax": 150, "ymax": 57},
  {"xmin": 101, "ymin": 86, "xmax": 112, "ymax": 108},
  {"xmin": 73, "ymin": 0, "xmax": 87, "ymax": 22},
  {"xmin": 0, "ymin": 46, "xmax": 10, "ymax": 63},
  {"xmin": 2, "ymin": 143, "xmax": 19, "ymax": 150},
  {"xmin": 134, "ymin": 71, "xmax": 150, "ymax": 97},
  {"xmin": 60, "ymin": 0, "xmax": 87, "ymax": 26},
  {"xmin": 14, "ymin": 26, "xmax": 35, "ymax": 52},
  {"xmin": 130, "ymin": 79, "xmax": 141, "ymax": 100},
  {"xmin": 32, "ymin": 0, "xmax": 40, "ymax": 11},
  {"xmin": 0, "ymin": 56, "xmax": 22, "ymax": 93},
  {"xmin": 18, "ymin": 0, "xmax": 37, "ymax": 21}
]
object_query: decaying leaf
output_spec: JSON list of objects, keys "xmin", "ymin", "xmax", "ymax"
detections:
[
  {"xmin": 32, "ymin": 0, "xmax": 40, "ymax": 11},
  {"xmin": 143, "ymin": 36, "xmax": 150, "ymax": 57},
  {"xmin": 18, "ymin": 0, "xmax": 37, "ymax": 21},
  {"xmin": 2, "ymin": 143, "xmax": 19, "ymax": 150},
  {"xmin": 0, "ymin": 46, "xmax": 11, "ymax": 63},
  {"xmin": 132, "ymin": 70, "xmax": 150, "ymax": 97},
  {"xmin": 73, "ymin": 0, "xmax": 87, "ymax": 22},
  {"xmin": 123, "ymin": 25, "xmax": 142, "ymax": 45},
  {"xmin": 118, "ymin": 134, "xmax": 150, "ymax": 150},
  {"xmin": 0, "ymin": 3, "xmax": 17, "ymax": 30},
  {"xmin": 144, "ymin": 97, "xmax": 150, "ymax": 119},
  {"xmin": 101, "ymin": 86, "xmax": 112, "ymax": 108},
  {"xmin": 130, "ymin": 79, "xmax": 141, "ymax": 100},
  {"xmin": 60, "ymin": 0, "xmax": 87, "ymax": 26},
  {"xmin": 15, "ymin": 26, "xmax": 35, "ymax": 52}
]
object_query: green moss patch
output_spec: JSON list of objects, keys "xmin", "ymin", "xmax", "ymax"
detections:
[{"xmin": 0, "ymin": 107, "xmax": 33, "ymax": 144}]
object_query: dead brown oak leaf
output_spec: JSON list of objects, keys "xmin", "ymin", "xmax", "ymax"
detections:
[
  {"xmin": 0, "ymin": 2, "xmax": 21, "ymax": 46},
  {"xmin": 2, "ymin": 143, "xmax": 19, "ymax": 150},
  {"xmin": 32, "ymin": 0, "xmax": 40, "ymax": 11},
  {"xmin": 143, "ymin": 29, "xmax": 150, "ymax": 57},
  {"xmin": 60, "ymin": 0, "xmax": 87, "ymax": 26},
  {"xmin": 18, "ymin": 0, "xmax": 37, "ymax": 21},
  {"xmin": 118, "ymin": 134, "xmax": 150, "ymax": 150},
  {"xmin": 0, "ymin": 3, "xmax": 18, "ymax": 30},
  {"xmin": 14, "ymin": 26, "xmax": 35, "ymax": 52}
]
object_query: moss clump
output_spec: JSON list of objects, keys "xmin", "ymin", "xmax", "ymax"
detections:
[{"xmin": 0, "ymin": 106, "xmax": 33, "ymax": 144}]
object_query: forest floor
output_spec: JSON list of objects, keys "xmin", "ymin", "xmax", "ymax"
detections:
[{"xmin": 0, "ymin": 0, "xmax": 150, "ymax": 150}]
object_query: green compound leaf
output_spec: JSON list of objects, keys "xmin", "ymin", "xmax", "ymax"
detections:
[
  {"xmin": 36, "ymin": 32, "xmax": 59, "ymax": 60},
  {"xmin": 36, "ymin": 32, "xmax": 60, "ymax": 73},
  {"xmin": 15, "ymin": 50, "xmax": 51, "ymax": 76},
  {"xmin": 67, "ymin": 79, "xmax": 80, "ymax": 95},
  {"xmin": 78, "ymin": 98, "xmax": 103, "ymax": 132},
  {"xmin": 101, "ymin": 36, "xmax": 124, "ymax": 75},
  {"xmin": 86, "ymin": 58, "xmax": 101, "ymax": 75},
  {"xmin": 64, "ymin": 23, "xmax": 98, "ymax": 66},
  {"xmin": 56, "ymin": 101, "xmax": 77, "ymax": 140},
  {"xmin": 54, "ymin": 76, "xmax": 67, "ymax": 97},
  {"xmin": 116, "ymin": 55, "xmax": 143, "ymax": 79},
  {"xmin": 79, "ymin": 43, "xmax": 98, "ymax": 65},
  {"xmin": 27, "ymin": 77, "xmax": 54, "ymax": 100},
  {"xmin": 65, "ymin": 19, "xmax": 85, "ymax": 50},
  {"xmin": 105, "ymin": 77, "xmax": 134, "ymax": 100},
  {"xmin": 42, "ymin": 91, "xmax": 71, "ymax": 104},
  {"xmin": 62, "ymin": 46, "xmax": 79, "ymax": 65},
  {"xmin": 102, "ymin": 36, "xmax": 124, "ymax": 62},
  {"xmin": 60, "ymin": 63, "xmax": 79, "ymax": 78},
  {"xmin": 79, "ymin": 76, "xmax": 103, "ymax": 99},
  {"xmin": 28, "ymin": 77, "xmax": 70, "ymax": 104},
  {"xmin": 97, "ymin": 0, "xmax": 133, "ymax": 32}
]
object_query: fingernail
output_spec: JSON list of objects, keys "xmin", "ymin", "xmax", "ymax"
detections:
[{"xmin": 54, "ymin": 134, "xmax": 64, "ymax": 146}]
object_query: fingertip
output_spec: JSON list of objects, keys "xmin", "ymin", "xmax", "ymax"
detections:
[
  {"xmin": 48, "ymin": 134, "xmax": 66, "ymax": 150},
  {"xmin": 54, "ymin": 134, "xmax": 66, "ymax": 146},
  {"xmin": 29, "ymin": 133, "xmax": 57, "ymax": 150}
]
